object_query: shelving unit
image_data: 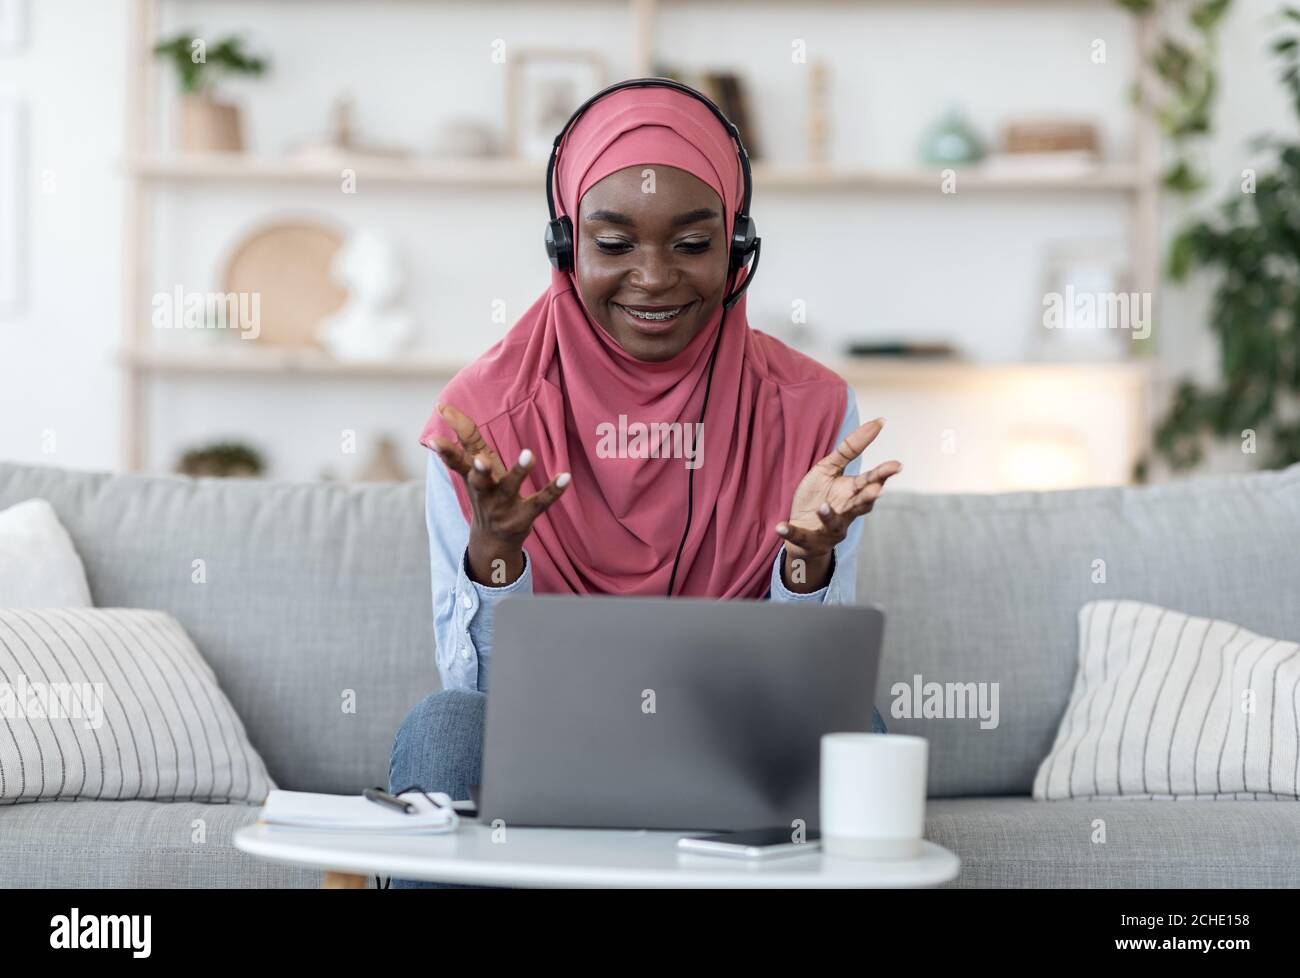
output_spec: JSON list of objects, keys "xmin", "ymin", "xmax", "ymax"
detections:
[
  {"xmin": 120, "ymin": 0, "xmax": 1161, "ymax": 476},
  {"xmin": 120, "ymin": 344, "xmax": 1150, "ymax": 389},
  {"xmin": 128, "ymin": 154, "xmax": 1145, "ymax": 193}
]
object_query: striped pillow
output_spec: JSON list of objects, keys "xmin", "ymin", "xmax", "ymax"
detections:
[
  {"xmin": 1034, "ymin": 600, "xmax": 1300, "ymax": 801},
  {"xmin": 0, "ymin": 608, "xmax": 274, "ymax": 804}
]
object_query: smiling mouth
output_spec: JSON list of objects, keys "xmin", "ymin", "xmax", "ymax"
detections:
[{"xmin": 614, "ymin": 302, "xmax": 693, "ymax": 334}]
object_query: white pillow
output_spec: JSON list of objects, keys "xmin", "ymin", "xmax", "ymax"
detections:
[
  {"xmin": 0, "ymin": 608, "xmax": 275, "ymax": 804},
  {"xmin": 0, "ymin": 499, "xmax": 93, "ymax": 607},
  {"xmin": 1035, "ymin": 599, "xmax": 1300, "ymax": 801}
]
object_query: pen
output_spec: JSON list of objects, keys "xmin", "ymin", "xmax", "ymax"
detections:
[{"xmin": 364, "ymin": 787, "xmax": 415, "ymax": 814}]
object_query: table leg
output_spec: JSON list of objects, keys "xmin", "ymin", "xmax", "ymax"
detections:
[{"xmin": 322, "ymin": 870, "xmax": 368, "ymax": 889}]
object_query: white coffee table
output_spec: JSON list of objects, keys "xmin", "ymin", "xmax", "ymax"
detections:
[{"xmin": 234, "ymin": 819, "xmax": 960, "ymax": 888}]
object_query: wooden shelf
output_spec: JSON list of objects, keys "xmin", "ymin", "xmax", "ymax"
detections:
[
  {"xmin": 120, "ymin": 346, "xmax": 465, "ymax": 379},
  {"xmin": 121, "ymin": 346, "xmax": 1151, "ymax": 386},
  {"xmin": 126, "ymin": 155, "xmax": 1144, "ymax": 193}
]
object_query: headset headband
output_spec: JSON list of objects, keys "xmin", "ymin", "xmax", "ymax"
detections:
[{"xmin": 545, "ymin": 77, "xmax": 753, "ymax": 226}]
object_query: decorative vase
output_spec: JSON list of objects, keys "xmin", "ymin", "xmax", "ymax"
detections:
[
  {"xmin": 178, "ymin": 94, "xmax": 244, "ymax": 153},
  {"xmin": 920, "ymin": 104, "xmax": 985, "ymax": 166}
]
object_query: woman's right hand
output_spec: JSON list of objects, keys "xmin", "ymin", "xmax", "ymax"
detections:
[{"xmin": 430, "ymin": 402, "xmax": 570, "ymax": 587}]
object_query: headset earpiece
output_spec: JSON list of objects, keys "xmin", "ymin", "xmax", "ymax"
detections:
[
  {"xmin": 730, "ymin": 214, "xmax": 756, "ymax": 273},
  {"xmin": 545, "ymin": 215, "xmax": 574, "ymax": 272}
]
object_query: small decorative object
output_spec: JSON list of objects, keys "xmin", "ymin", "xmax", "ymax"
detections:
[
  {"xmin": 0, "ymin": 0, "xmax": 26, "ymax": 53},
  {"xmin": 357, "ymin": 436, "xmax": 411, "ymax": 483},
  {"xmin": 176, "ymin": 441, "xmax": 265, "ymax": 478},
  {"xmin": 507, "ymin": 49, "xmax": 607, "ymax": 162},
  {"xmin": 982, "ymin": 117, "xmax": 1101, "ymax": 177},
  {"xmin": 1032, "ymin": 241, "xmax": 1134, "ymax": 363},
  {"xmin": 430, "ymin": 118, "xmax": 500, "ymax": 159},
  {"xmin": 807, "ymin": 60, "xmax": 831, "ymax": 167},
  {"xmin": 315, "ymin": 228, "xmax": 413, "ymax": 361},
  {"xmin": 844, "ymin": 340, "xmax": 959, "ymax": 360},
  {"xmin": 1003, "ymin": 118, "xmax": 1099, "ymax": 156},
  {"xmin": 919, "ymin": 104, "xmax": 985, "ymax": 166},
  {"xmin": 699, "ymin": 72, "xmax": 760, "ymax": 160},
  {"xmin": 223, "ymin": 220, "xmax": 348, "ymax": 347},
  {"xmin": 153, "ymin": 32, "xmax": 269, "ymax": 154},
  {"xmin": 288, "ymin": 96, "xmax": 409, "ymax": 164},
  {"xmin": 0, "ymin": 94, "xmax": 21, "ymax": 317}
]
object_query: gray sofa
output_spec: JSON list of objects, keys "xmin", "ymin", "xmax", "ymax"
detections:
[{"xmin": 2, "ymin": 459, "xmax": 1297, "ymax": 888}]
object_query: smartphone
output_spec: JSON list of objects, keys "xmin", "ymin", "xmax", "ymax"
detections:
[{"xmin": 676, "ymin": 828, "xmax": 821, "ymax": 859}]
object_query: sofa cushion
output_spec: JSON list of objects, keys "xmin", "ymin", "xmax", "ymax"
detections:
[
  {"xmin": 0, "ymin": 463, "xmax": 439, "ymax": 795},
  {"xmin": 0, "ymin": 800, "xmax": 318, "ymax": 887},
  {"xmin": 926, "ymin": 796, "xmax": 1300, "ymax": 888},
  {"xmin": 0, "ymin": 608, "xmax": 276, "ymax": 804},
  {"xmin": 0, "ymin": 498, "xmax": 93, "ymax": 606},
  {"xmin": 1034, "ymin": 600, "xmax": 1300, "ymax": 801},
  {"xmin": 859, "ymin": 464, "xmax": 1300, "ymax": 797}
]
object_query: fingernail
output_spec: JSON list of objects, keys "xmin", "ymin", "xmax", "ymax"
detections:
[
  {"xmin": 473, "ymin": 456, "xmax": 487, "ymax": 472},
  {"xmin": 819, "ymin": 503, "xmax": 831, "ymax": 515},
  {"xmin": 436, "ymin": 403, "xmax": 445, "ymax": 414},
  {"xmin": 519, "ymin": 449, "xmax": 533, "ymax": 468},
  {"xmin": 875, "ymin": 416, "xmax": 886, "ymax": 426},
  {"xmin": 556, "ymin": 472, "xmax": 571, "ymax": 488},
  {"xmin": 776, "ymin": 524, "xmax": 788, "ymax": 536}
]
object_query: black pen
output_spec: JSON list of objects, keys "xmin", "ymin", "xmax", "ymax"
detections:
[{"xmin": 364, "ymin": 787, "xmax": 415, "ymax": 814}]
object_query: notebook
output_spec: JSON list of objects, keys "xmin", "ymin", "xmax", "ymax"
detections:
[{"xmin": 258, "ymin": 790, "xmax": 459, "ymax": 834}]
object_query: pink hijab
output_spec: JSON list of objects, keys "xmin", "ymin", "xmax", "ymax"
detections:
[{"xmin": 420, "ymin": 84, "xmax": 846, "ymax": 598}]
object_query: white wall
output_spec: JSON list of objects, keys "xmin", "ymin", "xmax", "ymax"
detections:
[
  {"xmin": 0, "ymin": 0, "xmax": 1295, "ymax": 484},
  {"xmin": 0, "ymin": 0, "xmax": 126, "ymax": 471}
]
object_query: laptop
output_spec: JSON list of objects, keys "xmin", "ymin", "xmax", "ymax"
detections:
[{"xmin": 478, "ymin": 595, "xmax": 884, "ymax": 832}]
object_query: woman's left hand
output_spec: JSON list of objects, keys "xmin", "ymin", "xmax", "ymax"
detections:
[{"xmin": 776, "ymin": 418, "xmax": 902, "ymax": 591}]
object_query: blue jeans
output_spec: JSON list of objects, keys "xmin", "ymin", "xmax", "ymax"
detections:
[
  {"xmin": 388, "ymin": 689, "xmax": 487, "ymax": 889},
  {"xmin": 386, "ymin": 690, "xmax": 888, "ymax": 887}
]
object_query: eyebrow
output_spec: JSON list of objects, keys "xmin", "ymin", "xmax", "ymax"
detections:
[{"xmin": 584, "ymin": 207, "xmax": 719, "ymax": 228}]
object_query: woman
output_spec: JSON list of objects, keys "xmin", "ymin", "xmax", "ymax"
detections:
[{"xmin": 389, "ymin": 82, "xmax": 901, "ymax": 828}]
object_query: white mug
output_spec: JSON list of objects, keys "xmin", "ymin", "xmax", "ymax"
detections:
[{"xmin": 820, "ymin": 732, "xmax": 928, "ymax": 858}]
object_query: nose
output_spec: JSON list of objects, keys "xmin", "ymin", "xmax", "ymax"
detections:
[{"xmin": 628, "ymin": 245, "xmax": 678, "ymax": 295}]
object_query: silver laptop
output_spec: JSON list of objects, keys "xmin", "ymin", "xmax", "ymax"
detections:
[{"xmin": 479, "ymin": 595, "xmax": 884, "ymax": 832}]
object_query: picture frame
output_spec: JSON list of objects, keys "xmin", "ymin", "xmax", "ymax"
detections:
[
  {"xmin": 0, "ymin": 0, "xmax": 26, "ymax": 54},
  {"xmin": 0, "ymin": 94, "xmax": 22, "ymax": 317},
  {"xmin": 507, "ymin": 48, "xmax": 607, "ymax": 163}
]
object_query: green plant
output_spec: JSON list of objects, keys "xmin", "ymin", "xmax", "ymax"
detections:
[
  {"xmin": 177, "ymin": 441, "xmax": 265, "ymax": 479},
  {"xmin": 1144, "ymin": 7, "xmax": 1300, "ymax": 475},
  {"xmin": 153, "ymin": 32, "xmax": 268, "ymax": 96},
  {"xmin": 1118, "ymin": 0, "xmax": 1232, "ymax": 193}
]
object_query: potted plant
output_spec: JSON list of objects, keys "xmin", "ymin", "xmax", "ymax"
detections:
[{"xmin": 154, "ymin": 32, "xmax": 269, "ymax": 153}]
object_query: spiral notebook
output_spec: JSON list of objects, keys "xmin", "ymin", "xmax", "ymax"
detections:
[{"xmin": 258, "ymin": 790, "xmax": 459, "ymax": 834}]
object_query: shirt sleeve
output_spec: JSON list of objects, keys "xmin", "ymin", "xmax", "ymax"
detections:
[
  {"xmin": 768, "ymin": 383, "xmax": 863, "ymax": 606},
  {"xmin": 425, "ymin": 451, "xmax": 533, "ymax": 694}
]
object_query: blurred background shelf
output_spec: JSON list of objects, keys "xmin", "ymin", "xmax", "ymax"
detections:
[
  {"xmin": 122, "ymin": 345, "xmax": 1150, "ymax": 386},
  {"xmin": 120, "ymin": 346, "xmax": 467, "ymax": 378},
  {"xmin": 114, "ymin": 0, "xmax": 1162, "ymax": 488},
  {"xmin": 128, "ymin": 155, "xmax": 1145, "ymax": 193}
]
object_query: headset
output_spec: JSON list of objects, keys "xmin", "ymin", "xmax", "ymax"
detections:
[
  {"xmin": 544, "ymin": 77, "xmax": 762, "ymax": 311},
  {"xmin": 542, "ymin": 78, "xmax": 763, "ymax": 597}
]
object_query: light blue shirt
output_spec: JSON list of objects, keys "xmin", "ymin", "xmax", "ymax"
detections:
[{"xmin": 426, "ymin": 383, "xmax": 863, "ymax": 692}]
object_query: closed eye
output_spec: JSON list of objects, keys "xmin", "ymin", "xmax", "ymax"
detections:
[{"xmin": 594, "ymin": 238, "xmax": 712, "ymax": 255}]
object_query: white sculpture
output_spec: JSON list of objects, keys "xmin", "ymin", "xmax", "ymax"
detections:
[{"xmin": 316, "ymin": 229, "xmax": 414, "ymax": 361}]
